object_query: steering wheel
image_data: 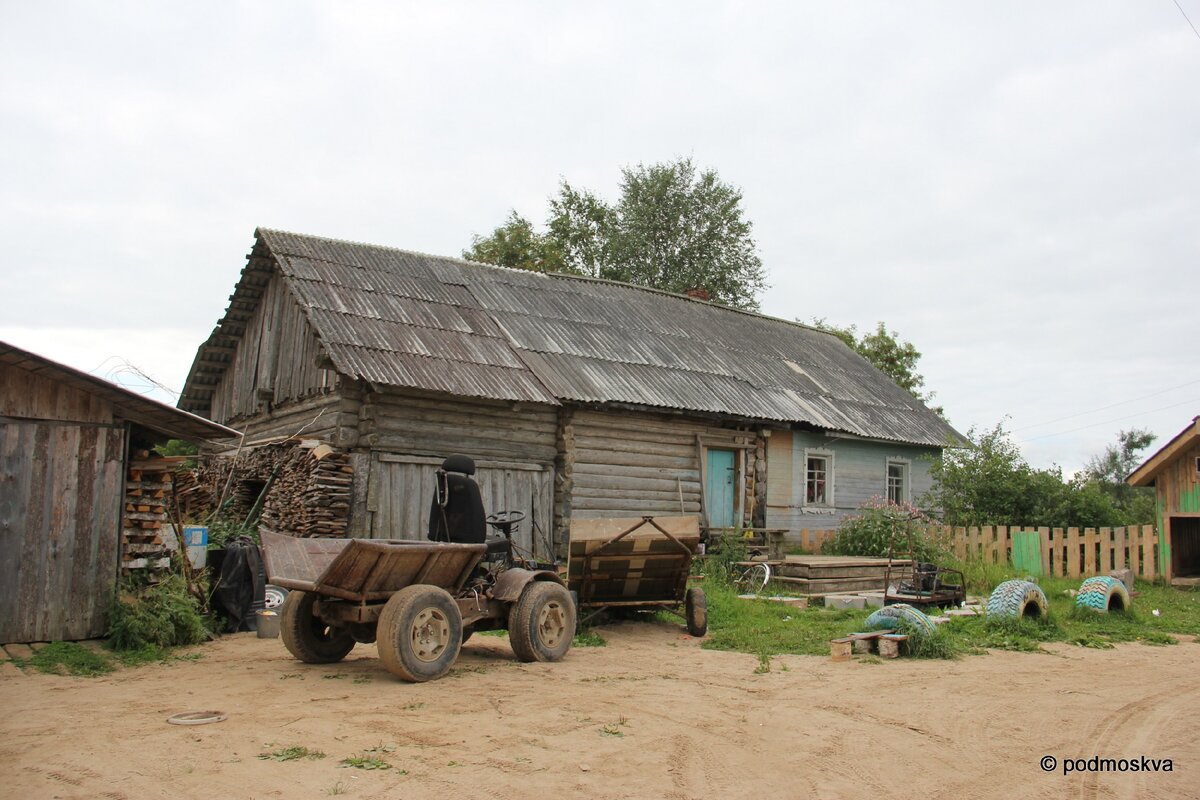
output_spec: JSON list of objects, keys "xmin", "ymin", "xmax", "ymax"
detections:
[{"xmin": 486, "ymin": 510, "xmax": 526, "ymax": 527}]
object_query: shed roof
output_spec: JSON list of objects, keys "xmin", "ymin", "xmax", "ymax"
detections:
[
  {"xmin": 2, "ymin": 341, "xmax": 240, "ymax": 443},
  {"xmin": 182, "ymin": 229, "xmax": 961, "ymax": 447},
  {"xmin": 1127, "ymin": 415, "xmax": 1200, "ymax": 487}
]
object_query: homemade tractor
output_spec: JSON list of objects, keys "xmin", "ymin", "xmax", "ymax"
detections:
[{"xmin": 262, "ymin": 455, "xmax": 575, "ymax": 682}]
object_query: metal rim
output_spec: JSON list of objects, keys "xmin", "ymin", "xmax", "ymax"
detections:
[
  {"xmin": 738, "ymin": 563, "xmax": 771, "ymax": 594},
  {"xmin": 536, "ymin": 599, "xmax": 568, "ymax": 649},
  {"xmin": 167, "ymin": 711, "xmax": 227, "ymax": 726},
  {"xmin": 410, "ymin": 607, "xmax": 451, "ymax": 662},
  {"xmin": 264, "ymin": 585, "xmax": 288, "ymax": 609}
]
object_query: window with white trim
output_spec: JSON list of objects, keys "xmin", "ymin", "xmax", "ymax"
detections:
[
  {"xmin": 887, "ymin": 460, "xmax": 908, "ymax": 504},
  {"xmin": 805, "ymin": 452, "xmax": 832, "ymax": 505}
]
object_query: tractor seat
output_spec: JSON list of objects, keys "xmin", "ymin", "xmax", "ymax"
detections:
[
  {"xmin": 428, "ymin": 455, "xmax": 486, "ymax": 545},
  {"xmin": 485, "ymin": 536, "xmax": 511, "ymax": 559}
]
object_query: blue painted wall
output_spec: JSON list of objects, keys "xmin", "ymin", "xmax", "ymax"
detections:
[{"xmin": 764, "ymin": 429, "xmax": 941, "ymax": 532}]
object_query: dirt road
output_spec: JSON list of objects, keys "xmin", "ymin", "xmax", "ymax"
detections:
[{"xmin": 2, "ymin": 622, "xmax": 1195, "ymax": 800}]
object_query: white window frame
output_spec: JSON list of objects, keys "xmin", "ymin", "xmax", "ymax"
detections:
[
  {"xmin": 886, "ymin": 458, "xmax": 910, "ymax": 504},
  {"xmin": 803, "ymin": 449, "xmax": 835, "ymax": 507}
]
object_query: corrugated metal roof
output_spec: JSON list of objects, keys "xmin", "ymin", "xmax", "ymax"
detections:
[{"xmin": 183, "ymin": 228, "xmax": 961, "ymax": 446}]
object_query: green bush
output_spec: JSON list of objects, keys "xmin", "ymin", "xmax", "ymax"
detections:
[
  {"xmin": 822, "ymin": 498, "xmax": 950, "ymax": 563},
  {"xmin": 106, "ymin": 575, "xmax": 210, "ymax": 650}
]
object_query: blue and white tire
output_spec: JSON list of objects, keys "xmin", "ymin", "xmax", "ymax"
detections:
[
  {"xmin": 864, "ymin": 603, "xmax": 936, "ymax": 639},
  {"xmin": 986, "ymin": 580, "xmax": 1047, "ymax": 619},
  {"xmin": 1075, "ymin": 576, "xmax": 1130, "ymax": 613}
]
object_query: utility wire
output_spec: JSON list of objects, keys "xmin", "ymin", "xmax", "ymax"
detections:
[
  {"xmin": 1019, "ymin": 396, "xmax": 1200, "ymax": 442},
  {"xmin": 1175, "ymin": 0, "xmax": 1200, "ymax": 42},
  {"xmin": 1012, "ymin": 377, "xmax": 1200, "ymax": 432}
]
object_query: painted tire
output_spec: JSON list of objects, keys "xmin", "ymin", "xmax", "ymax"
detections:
[
  {"xmin": 864, "ymin": 603, "xmax": 936, "ymax": 639},
  {"xmin": 1075, "ymin": 576, "xmax": 1130, "ymax": 613},
  {"xmin": 986, "ymin": 580, "xmax": 1047, "ymax": 619}
]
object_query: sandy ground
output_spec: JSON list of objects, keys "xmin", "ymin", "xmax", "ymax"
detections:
[{"xmin": 1, "ymin": 622, "xmax": 1196, "ymax": 800}]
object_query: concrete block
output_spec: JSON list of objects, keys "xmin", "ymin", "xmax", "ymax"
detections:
[
  {"xmin": 1109, "ymin": 569, "xmax": 1135, "ymax": 593},
  {"xmin": 858, "ymin": 592, "xmax": 886, "ymax": 608},
  {"xmin": 824, "ymin": 595, "xmax": 866, "ymax": 610}
]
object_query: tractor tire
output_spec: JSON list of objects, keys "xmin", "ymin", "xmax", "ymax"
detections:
[
  {"xmin": 1075, "ymin": 576, "xmax": 1130, "ymax": 613},
  {"xmin": 280, "ymin": 590, "xmax": 356, "ymax": 664},
  {"xmin": 986, "ymin": 579, "xmax": 1048, "ymax": 619},
  {"xmin": 377, "ymin": 585, "xmax": 462, "ymax": 682},
  {"xmin": 685, "ymin": 587, "xmax": 708, "ymax": 637},
  {"xmin": 865, "ymin": 603, "xmax": 936, "ymax": 639},
  {"xmin": 509, "ymin": 581, "xmax": 575, "ymax": 663}
]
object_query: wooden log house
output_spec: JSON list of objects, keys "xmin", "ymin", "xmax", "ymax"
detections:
[
  {"xmin": 180, "ymin": 229, "xmax": 960, "ymax": 557},
  {"xmin": 1128, "ymin": 415, "xmax": 1200, "ymax": 584},
  {"xmin": 0, "ymin": 342, "xmax": 238, "ymax": 643}
]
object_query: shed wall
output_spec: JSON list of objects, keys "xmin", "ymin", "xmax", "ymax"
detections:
[
  {"xmin": 1157, "ymin": 440, "xmax": 1200, "ymax": 582},
  {"xmin": 0, "ymin": 363, "xmax": 114, "ymax": 424}
]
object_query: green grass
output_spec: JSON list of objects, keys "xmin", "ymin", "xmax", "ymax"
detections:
[
  {"xmin": 258, "ymin": 746, "xmax": 326, "ymax": 762},
  {"xmin": 573, "ymin": 627, "xmax": 607, "ymax": 647},
  {"xmin": 690, "ymin": 562, "xmax": 1200, "ymax": 661},
  {"xmin": 21, "ymin": 642, "xmax": 115, "ymax": 676}
]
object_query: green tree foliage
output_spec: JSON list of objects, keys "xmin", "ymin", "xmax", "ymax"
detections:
[
  {"xmin": 809, "ymin": 319, "xmax": 941, "ymax": 413},
  {"xmin": 1076, "ymin": 428, "xmax": 1158, "ymax": 524},
  {"xmin": 464, "ymin": 158, "xmax": 767, "ymax": 310},
  {"xmin": 923, "ymin": 422, "xmax": 1142, "ymax": 528}
]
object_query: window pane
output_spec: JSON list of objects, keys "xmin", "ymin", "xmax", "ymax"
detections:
[
  {"xmin": 887, "ymin": 463, "xmax": 905, "ymax": 504},
  {"xmin": 807, "ymin": 456, "xmax": 827, "ymax": 504}
]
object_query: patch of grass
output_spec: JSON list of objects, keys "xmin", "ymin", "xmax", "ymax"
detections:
[
  {"xmin": 600, "ymin": 716, "xmax": 629, "ymax": 737},
  {"xmin": 572, "ymin": 627, "xmax": 607, "ymax": 647},
  {"xmin": 477, "ymin": 629, "xmax": 507, "ymax": 637},
  {"xmin": 26, "ymin": 642, "xmax": 114, "ymax": 676},
  {"xmin": 339, "ymin": 756, "xmax": 394, "ymax": 770},
  {"xmin": 353, "ymin": 675, "xmax": 371, "ymax": 684},
  {"xmin": 753, "ymin": 652, "xmax": 772, "ymax": 673},
  {"xmin": 322, "ymin": 673, "xmax": 346, "ymax": 680},
  {"xmin": 109, "ymin": 644, "xmax": 201, "ymax": 668},
  {"xmin": 701, "ymin": 583, "xmax": 870, "ymax": 656},
  {"xmin": 326, "ymin": 782, "xmax": 348, "ymax": 796},
  {"xmin": 258, "ymin": 746, "xmax": 326, "ymax": 762}
]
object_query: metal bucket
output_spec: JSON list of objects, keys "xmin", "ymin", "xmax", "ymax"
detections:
[{"xmin": 256, "ymin": 609, "xmax": 281, "ymax": 639}]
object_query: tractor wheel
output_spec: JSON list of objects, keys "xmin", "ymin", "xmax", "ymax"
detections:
[
  {"xmin": 986, "ymin": 579, "xmax": 1048, "ymax": 619},
  {"xmin": 1075, "ymin": 576, "xmax": 1130, "ymax": 613},
  {"xmin": 685, "ymin": 587, "xmax": 708, "ymax": 637},
  {"xmin": 377, "ymin": 585, "xmax": 462, "ymax": 682},
  {"xmin": 865, "ymin": 603, "xmax": 936, "ymax": 639},
  {"xmin": 280, "ymin": 590, "xmax": 356, "ymax": 664},
  {"xmin": 509, "ymin": 581, "xmax": 575, "ymax": 663}
]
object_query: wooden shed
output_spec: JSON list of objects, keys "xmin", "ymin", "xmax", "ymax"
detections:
[
  {"xmin": 0, "ymin": 342, "xmax": 238, "ymax": 643},
  {"xmin": 1128, "ymin": 415, "xmax": 1200, "ymax": 585},
  {"xmin": 180, "ymin": 229, "xmax": 958, "ymax": 556}
]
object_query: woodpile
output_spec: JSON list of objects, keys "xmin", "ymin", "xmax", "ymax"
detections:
[
  {"xmin": 170, "ymin": 440, "xmax": 354, "ymax": 538},
  {"xmin": 123, "ymin": 454, "xmax": 189, "ymax": 571}
]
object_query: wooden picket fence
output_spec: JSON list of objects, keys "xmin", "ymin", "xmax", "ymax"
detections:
[
  {"xmin": 780, "ymin": 525, "xmax": 1159, "ymax": 580},
  {"xmin": 946, "ymin": 525, "xmax": 1159, "ymax": 580}
]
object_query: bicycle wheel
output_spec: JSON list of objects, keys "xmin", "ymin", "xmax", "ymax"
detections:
[{"xmin": 736, "ymin": 562, "xmax": 771, "ymax": 594}]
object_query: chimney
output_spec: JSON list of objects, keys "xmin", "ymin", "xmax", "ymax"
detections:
[{"xmin": 685, "ymin": 287, "xmax": 710, "ymax": 301}]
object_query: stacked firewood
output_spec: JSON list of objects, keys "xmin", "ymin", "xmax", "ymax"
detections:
[
  {"xmin": 124, "ymin": 454, "xmax": 189, "ymax": 570},
  {"xmin": 170, "ymin": 441, "xmax": 353, "ymax": 538}
]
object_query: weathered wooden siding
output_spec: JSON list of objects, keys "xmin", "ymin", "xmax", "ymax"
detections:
[
  {"xmin": 0, "ymin": 420, "xmax": 125, "ymax": 642},
  {"xmin": 365, "ymin": 454, "xmax": 553, "ymax": 557},
  {"xmin": 358, "ymin": 389, "xmax": 558, "ymax": 464},
  {"xmin": 766, "ymin": 429, "xmax": 940, "ymax": 533},
  {"xmin": 220, "ymin": 393, "xmax": 343, "ymax": 446},
  {"xmin": 0, "ymin": 363, "xmax": 113, "ymax": 424},
  {"xmin": 1157, "ymin": 439, "xmax": 1200, "ymax": 581},
  {"xmin": 209, "ymin": 272, "xmax": 338, "ymax": 424},
  {"xmin": 560, "ymin": 409, "xmax": 756, "ymax": 531}
]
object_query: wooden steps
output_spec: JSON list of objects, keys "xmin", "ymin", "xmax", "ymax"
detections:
[{"xmin": 770, "ymin": 555, "xmax": 910, "ymax": 595}]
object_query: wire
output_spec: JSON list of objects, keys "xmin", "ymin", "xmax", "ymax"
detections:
[
  {"xmin": 1012, "ymin": 377, "xmax": 1200, "ymax": 431},
  {"xmin": 1175, "ymin": 0, "xmax": 1200, "ymax": 41},
  {"xmin": 1017, "ymin": 398, "xmax": 1200, "ymax": 443}
]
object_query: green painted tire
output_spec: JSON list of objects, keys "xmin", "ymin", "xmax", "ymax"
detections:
[
  {"xmin": 986, "ymin": 580, "xmax": 1047, "ymax": 619},
  {"xmin": 864, "ymin": 603, "xmax": 936, "ymax": 639},
  {"xmin": 1075, "ymin": 576, "xmax": 1130, "ymax": 613}
]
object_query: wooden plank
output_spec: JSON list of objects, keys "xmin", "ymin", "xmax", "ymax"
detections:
[
  {"xmin": 1093, "ymin": 528, "xmax": 1107, "ymax": 573},
  {"xmin": 1141, "ymin": 524, "xmax": 1156, "ymax": 580},
  {"xmin": 1112, "ymin": 525, "xmax": 1127, "ymax": 570},
  {"xmin": 1038, "ymin": 526, "xmax": 1051, "ymax": 577},
  {"xmin": 1064, "ymin": 528, "xmax": 1079, "ymax": 578},
  {"xmin": 1128, "ymin": 522, "xmax": 1141, "ymax": 577}
]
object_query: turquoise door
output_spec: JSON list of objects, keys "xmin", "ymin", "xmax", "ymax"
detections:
[{"xmin": 705, "ymin": 449, "xmax": 736, "ymax": 528}]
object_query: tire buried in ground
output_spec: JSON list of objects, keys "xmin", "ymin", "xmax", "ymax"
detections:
[
  {"xmin": 377, "ymin": 585, "xmax": 463, "ymax": 682},
  {"xmin": 509, "ymin": 581, "xmax": 575, "ymax": 663},
  {"xmin": 1075, "ymin": 575, "xmax": 1130, "ymax": 613},
  {"xmin": 280, "ymin": 590, "xmax": 356, "ymax": 664},
  {"xmin": 986, "ymin": 579, "xmax": 1048, "ymax": 619},
  {"xmin": 864, "ymin": 603, "xmax": 936, "ymax": 639}
]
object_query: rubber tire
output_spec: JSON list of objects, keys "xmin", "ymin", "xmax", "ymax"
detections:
[
  {"xmin": 986, "ymin": 579, "xmax": 1048, "ymax": 619},
  {"xmin": 280, "ymin": 590, "xmax": 356, "ymax": 664},
  {"xmin": 685, "ymin": 587, "xmax": 708, "ymax": 637},
  {"xmin": 865, "ymin": 603, "xmax": 936, "ymax": 639},
  {"xmin": 508, "ymin": 581, "xmax": 576, "ymax": 663},
  {"xmin": 1076, "ymin": 576, "xmax": 1130, "ymax": 613},
  {"xmin": 377, "ymin": 585, "xmax": 463, "ymax": 682}
]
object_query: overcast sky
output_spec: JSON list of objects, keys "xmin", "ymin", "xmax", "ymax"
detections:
[{"xmin": 2, "ymin": 2, "xmax": 1197, "ymax": 474}]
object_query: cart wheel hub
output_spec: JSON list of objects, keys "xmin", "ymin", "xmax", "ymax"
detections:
[
  {"xmin": 537, "ymin": 600, "xmax": 567, "ymax": 648},
  {"xmin": 410, "ymin": 608, "xmax": 451, "ymax": 662}
]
